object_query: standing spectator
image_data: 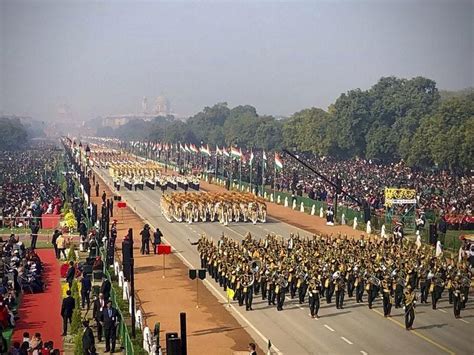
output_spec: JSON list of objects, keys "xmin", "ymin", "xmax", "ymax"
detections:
[
  {"xmin": 152, "ymin": 228, "xmax": 163, "ymax": 255},
  {"xmin": 102, "ymin": 300, "xmax": 119, "ymax": 353},
  {"xmin": 56, "ymin": 232, "xmax": 67, "ymax": 260},
  {"xmin": 82, "ymin": 320, "xmax": 95, "ymax": 354},
  {"xmin": 65, "ymin": 261, "xmax": 76, "ymax": 289},
  {"xmin": 95, "ymin": 182, "xmax": 100, "ymax": 197},
  {"xmin": 51, "ymin": 230, "xmax": 60, "ymax": 259},
  {"xmin": 248, "ymin": 343, "xmax": 257, "ymax": 355},
  {"xmin": 21, "ymin": 332, "xmax": 30, "ymax": 349},
  {"xmin": 140, "ymin": 224, "xmax": 150, "ymax": 255},
  {"xmin": 81, "ymin": 275, "xmax": 92, "ymax": 309},
  {"xmin": 100, "ymin": 276, "xmax": 111, "ymax": 301},
  {"xmin": 28, "ymin": 333, "xmax": 43, "ymax": 354},
  {"xmin": 92, "ymin": 293, "xmax": 106, "ymax": 342},
  {"xmin": 61, "ymin": 290, "xmax": 75, "ymax": 336},
  {"xmin": 101, "ymin": 191, "xmax": 107, "ymax": 204},
  {"xmin": 109, "ymin": 199, "xmax": 114, "ymax": 218},
  {"xmin": 30, "ymin": 221, "xmax": 40, "ymax": 250}
]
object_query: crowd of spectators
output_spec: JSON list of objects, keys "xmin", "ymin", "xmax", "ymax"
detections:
[
  {"xmin": 9, "ymin": 331, "xmax": 60, "ymax": 355},
  {"xmin": 0, "ymin": 144, "xmax": 63, "ymax": 229},
  {"xmin": 175, "ymin": 150, "xmax": 472, "ymax": 227},
  {"xmin": 0, "ymin": 233, "xmax": 59, "ymax": 354}
]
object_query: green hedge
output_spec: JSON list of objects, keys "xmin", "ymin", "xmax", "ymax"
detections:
[{"xmin": 70, "ymin": 280, "xmax": 82, "ymax": 334}]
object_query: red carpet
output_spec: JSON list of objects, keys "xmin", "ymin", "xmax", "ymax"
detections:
[{"xmin": 13, "ymin": 249, "xmax": 63, "ymax": 351}]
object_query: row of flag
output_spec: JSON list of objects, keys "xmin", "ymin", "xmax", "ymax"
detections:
[{"xmin": 128, "ymin": 140, "xmax": 284, "ymax": 170}]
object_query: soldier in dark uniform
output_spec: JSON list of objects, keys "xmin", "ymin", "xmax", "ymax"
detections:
[
  {"xmin": 335, "ymin": 274, "xmax": 345, "ymax": 309},
  {"xmin": 403, "ymin": 285, "xmax": 416, "ymax": 330},
  {"xmin": 382, "ymin": 277, "xmax": 393, "ymax": 317},
  {"xmin": 453, "ymin": 277, "xmax": 463, "ymax": 318},
  {"xmin": 139, "ymin": 224, "xmax": 150, "ymax": 255},
  {"xmin": 308, "ymin": 278, "xmax": 321, "ymax": 318},
  {"xmin": 355, "ymin": 272, "xmax": 365, "ymax": 303},
  {"xmin": 276, "ymin": 277, "xmax": 286, "ymax": 311}
]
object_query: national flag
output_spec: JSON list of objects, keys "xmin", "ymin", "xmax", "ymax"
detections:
[
  {"xmin": 216, "ymin": 145, "xmax": 222, "ymax": 155},
  {"xmin": 184, "ymin": 144, "xmax": 191, "ymax": 153},
  {"xmin": 179, "ymin": 143, "xmax": 185, "ymax": 152},
  {"xmin": 226, "ymin": 287, "xmax": 235, "ymax": 300},
  {"xmin": 200, "ymin": 144, "xmax": 211, "ymax": 156},
  {"xmin": 223, "ymin": 147, "xmax": 230, "ymax": 157},
  {"xmin": 274, "ymin": 152, "xmax": 283, "ymax": 170},
  {"xmin": 249, "ymin": 150, "xmax": 254, "ymax": 166},
  {"xmin": 230, "ymin": 147, "xmax": 242, "ymax": 159},
  {"xmin": 190, "ymin": 144, "xmax": 199, "ymax": 154},
  {"xmin": 262, "ymin": 150, "xmax": 267, "ymax": 168}
]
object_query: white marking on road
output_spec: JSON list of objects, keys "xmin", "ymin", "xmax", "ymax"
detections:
[
  {"xmin": 459, "ymin": 319, "xmax": 470, "ymax": 324},
  {"xmin": 341, "ymin": 336, "xmax": 353, "ymax": 345},
  {"xmin": 438, "ymin": 309, "xmax": 447, "ymax": 313},
  {"xmin": 324, "ymin": 324, "xmax": 335, "ymax": 332},
  {"xmin": 360, "ymin": 351, "xmax": 368, "ymax": 355}
]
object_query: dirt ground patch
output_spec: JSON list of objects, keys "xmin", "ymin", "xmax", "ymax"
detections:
[{"xmin": 91, "ymin": 175, "xmax": 263, "ymax": 354}]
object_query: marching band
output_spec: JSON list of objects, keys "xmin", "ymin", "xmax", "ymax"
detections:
[
  {"xmin": 196, "ymin": 232, "xmax": 472, "ymax": 329},
  {"xmin": 161, "ymin": 192, "xmax": 267, "ymax": 225}
]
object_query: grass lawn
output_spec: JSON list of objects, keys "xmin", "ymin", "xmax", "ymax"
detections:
[{"xmin": 0, "ymin": 227, "xmax": 55, "ymax": 234}]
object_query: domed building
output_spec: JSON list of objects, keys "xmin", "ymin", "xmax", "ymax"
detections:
[{"xmin": 155, "ymin": 96, "xmax": 171, "ymax": 116}]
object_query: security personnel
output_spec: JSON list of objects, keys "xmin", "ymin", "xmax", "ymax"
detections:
[{"xmin": 140, "ymin": 224, "xmax": 151, "ymax": 255}]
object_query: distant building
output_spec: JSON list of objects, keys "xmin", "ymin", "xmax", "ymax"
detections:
[
  {"xmin": 101, "ymin": 96, "xmax": 174, "ymax": 128},
  {"xmin": 155, "ymin": 96, "xmax": 171, "ymax": 116}
]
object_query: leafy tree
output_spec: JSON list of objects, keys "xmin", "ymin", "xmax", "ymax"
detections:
[{"xmin": 0, "ymin": 117, "xmax": 28, "ymax": 150}]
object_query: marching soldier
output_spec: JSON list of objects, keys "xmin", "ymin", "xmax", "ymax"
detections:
[
  {"xmin": 403, "ymin": 285, "xmax": 416, "ymax": 330},
  {"xmin": 453, "ymin": 276, "xmax": 463, "ymax": 318},
  {"xmin": 335, "ymin": 273, "xmax": 345, "ymax": 309},
  {"xmin": 243, "ymin": 273, "xmax": 254, "ymax": 311},
  {"xmin": 308, "ymin": 277, "xmax": 321, "ymax": 318},
  {"xmin": 382, "ymin": 277, "xmax": 392, "ymax": 317},
  {"xmin": 355, "ymin": 271, "xmax": 365, "ymax": 303}
]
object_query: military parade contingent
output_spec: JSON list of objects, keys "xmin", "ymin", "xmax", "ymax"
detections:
[
  {"xmin": 196, "ymin": 231, "xmax": 472, "ymax": 328},
  {"xmin": 85, "ymin": 140, "xmax": 473, "ymax": 336},
  {"xmin": 161, "ymin": 192, "xmax": 267, "ymax": 224}
]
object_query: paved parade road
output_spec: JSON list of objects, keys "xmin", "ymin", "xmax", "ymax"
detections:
[{"xmin": 96, "ymin": 169, "xmax": 473, "ymax": 355}]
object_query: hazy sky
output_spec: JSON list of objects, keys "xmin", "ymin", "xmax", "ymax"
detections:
[{"xmin": 1, "ymin": 0, "xmax": 473, "ymax": 121}]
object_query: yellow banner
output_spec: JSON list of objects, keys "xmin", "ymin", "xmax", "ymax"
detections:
[{"xmin": 384, "ymin": 188, "xmax": 417, "ymax": 206}]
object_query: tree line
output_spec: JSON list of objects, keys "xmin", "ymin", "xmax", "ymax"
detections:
[
  {"xmin": 0, "ymin": 117, "xmax": 29, "ymax": 150},
  {"xmin": 100, "ymin": 76, "xmax": 473, "ymax": 171}
]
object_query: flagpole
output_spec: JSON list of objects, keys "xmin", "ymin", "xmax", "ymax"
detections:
[
  {"xmin": 250, "ymin": 152, "xmax": 252, "ymax": 194},
  {"xmin": 262, "ymin": 153, "xmax": 265, "ymax": 198},
  {"xmin": 239, "ymin": 158, "xmax": 242, "ymax": 191},
  {"xmin": 273, "ymin": 161, "xmax": 276, "ymax": 202}
]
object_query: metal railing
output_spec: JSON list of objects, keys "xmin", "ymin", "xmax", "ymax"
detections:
[{"xmin": 100, "ymin": 246, "xmax": 135, "ymax": 354}]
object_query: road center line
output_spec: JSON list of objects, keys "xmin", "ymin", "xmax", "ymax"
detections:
[
  {"xmin": 438, "ymin": 309, "xmax": 447, "ymax": 313},
  {"xmin": 324, "ymin": 324, "xmax": 335, "ymax": 332},
  {"xmin": 341, "ymin": 336, "xmax": 353, "ymax": 345},
  {"xmin": 360, "ymin": 351, "xmax": 368, "ymax": 355},
  {"xmin": 459, "ymin": 319, "xmax": 469, "ymax": 324}
]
